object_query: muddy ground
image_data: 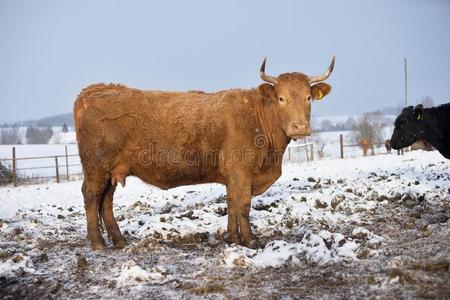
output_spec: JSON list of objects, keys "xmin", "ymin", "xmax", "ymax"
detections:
[{"xmin": 0, "ymin": 155, "xmax": 449, "ymax": 299}]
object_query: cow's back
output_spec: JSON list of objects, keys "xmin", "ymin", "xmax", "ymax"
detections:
[{"xmin": 74, "ymin": 83, "xmax": 233, "ymax": 187}]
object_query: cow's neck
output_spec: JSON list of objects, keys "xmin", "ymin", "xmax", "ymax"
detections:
[
  {"xmin": 423, "ymin": 105, "xmax": 450, "ymax": 158},
  {"xmin": 252, "ymin": 94, "xmax": 290, "ymax": 152}
]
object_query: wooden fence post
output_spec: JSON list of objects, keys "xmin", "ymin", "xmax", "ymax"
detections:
[
  {"xmin": 55, "ymin": 156, "xmax": 60, "ymax": 183},
  {"xmin": 65, "ymin": 145, "xmax": 69, "ymax": 181},
  {"xmin": 304, "ymin": 139, "xmax": 309, "ymax": 161},
  {"xmin": 288, "ymin": 147, "xmax": 291, "ymax": 161},
  {"xmin": 340, "ymin": 134, "xmax": 344, "ymax": 159},
  {"xmin": 12, "ymin": 147, "xmax": 17, "ymax": 187},
  {"xmin": 310, "ymin": 144, "xmax": 314, "ymax": 161}
]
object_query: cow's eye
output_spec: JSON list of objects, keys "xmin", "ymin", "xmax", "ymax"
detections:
[
  {"xmin": 279, "ymin": 97, "xmax": 285, "ymax": 102},
  {"xmin": 307, "ymin": 96, "xmax": 312, "ymax": 102}
]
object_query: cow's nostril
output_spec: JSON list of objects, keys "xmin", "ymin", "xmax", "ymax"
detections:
[
  {"xmin": 290, "ymin": 122, "xmax": 311, "ymax": 135},
  {"xmin": 290, "ymin": 123, "xmax": 302, "ymax": 132}
]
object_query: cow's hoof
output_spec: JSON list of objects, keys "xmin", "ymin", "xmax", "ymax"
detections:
[
  {"xmin": 113, "ymin": 238, "xmax": 128, "ymax": 249},
  {"xmin": 91, "ymin": 239, "xmax": 106, "ymax": 251},
  {"xmin": 91, "ymin": 241, "xmax": 106, "ymax": 251},
  {"xmin": 225, "ymin": 233, "xmax": 241, "ymax": 245},
  {"xmin": 243, "ymin": 239, "xmax": 260, "ymax": 249}
]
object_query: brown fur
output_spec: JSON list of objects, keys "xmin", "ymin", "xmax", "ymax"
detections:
[{"xmin": 75, "ymin": 70, "xmax": 333, "ymax": 250}]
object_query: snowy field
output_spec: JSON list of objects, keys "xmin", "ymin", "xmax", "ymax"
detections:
[
  {"xmin": 314, "ymin": 126, "xmax": 395, "ymax": 159},
  {"xmin": 0, "ymin": 150, "xmax": 449, "ymax": 298},
  {"xmin": 0, "ymin": 144, "xmax": 81, "ymax": 180}
]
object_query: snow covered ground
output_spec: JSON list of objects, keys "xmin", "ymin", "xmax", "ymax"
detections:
[{"xmin": 0, "ymin": 151, "xmax": 449, "ymax": 298}]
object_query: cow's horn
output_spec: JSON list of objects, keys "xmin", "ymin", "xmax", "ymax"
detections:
[
  {"xmin": 308, "ymin": 55, "xmax": 335, "ymax": 84},
  {"xmin": 260, "ymin": 57, "xmax": 278, "ymax": 85}
]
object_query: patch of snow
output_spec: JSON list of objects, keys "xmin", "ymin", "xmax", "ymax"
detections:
[
  {"xmin": 48, "ymin": 132, "xmax": 77, "ymax": 144},
  {"xmin": 115, "ymin": 260, "xmax": 171, "ymax": 288},
  {"xmin": 223, "ymin": 229, "xmax": 361, "ymax": 268},
  {"xmin": 0, "ymin": 254, "xmax": 35, "ymax": 277}
]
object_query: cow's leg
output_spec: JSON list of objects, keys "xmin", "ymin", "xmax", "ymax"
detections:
[
  {"xmin": 236, "ymin": 194, "xmax": 258, "ymax": 249},
  {"xmin": 226, "ymin": 189, "xmax": 240, "ymax": 245},
  {"xmin": 82, "ymin": 178, "xmax": 107, "ymax": 250},
  {"xmin": 100, "ymin": 182, "xmax": 128, "ymax": 249},
  {"xmin": 226, "ymin": 173, "xmax": 258, "ymax": 248}
]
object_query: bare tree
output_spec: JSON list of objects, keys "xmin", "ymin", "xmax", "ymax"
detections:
[
  {"xmin": 311, "ymin": 132, "xmax": 326, "ymax": 159},
  {"xmin": 352, "ymin": 111, "xmax": 388, "ymax": 145},
  {"xmin": 320, "ymin": 119, "xmax": 333, "ymax": 131},
  {"xmin": 62, "ymin": 122, "xmax": 69, "ymax": 133},
  {"xmin": 344, "ymin": 117, "xmax": 355, "ymax": 130},
  {"xmin": 0, "ymin": 126, "xmax": 21, "ymax": 144},
  {"xmin": 26, "ymin": 126, "xmax": 54, "ymax": 144}
]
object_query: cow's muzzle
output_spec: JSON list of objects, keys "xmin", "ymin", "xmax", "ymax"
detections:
[
  {"xmin": 287, "ymin": 122, "xmax": 311, "ymax": 139},
  {"xmin": 390, "ymin": 139, "xmax": 400, "ymax": 150}
]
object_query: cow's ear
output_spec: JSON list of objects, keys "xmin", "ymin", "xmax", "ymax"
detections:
[
  {"xmin": 258, "ymin": 83, "xmax": 276, "ymax": 105},
  {"xmin": 311, "ymin": 83, "xmax": 332, "ymax": 101},
  {"xmin": 413, "ymin": 104, "xmax": 424, "ymax": 120}
]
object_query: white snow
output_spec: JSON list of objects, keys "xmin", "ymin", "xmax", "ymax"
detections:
[
  {"xmin": 48, "ymin": 132, "xmax": 77, "ymax": 144},
  {"xmin": 0, "ymin": 149, "xmax": 449, "ymax": 273},
  {"xmin": 115, "ymin": 260, "xmax": 171, "ymax": 287},
  {"xmin": 223, "ymin": 231, "xmax": 360, "ymax": 268},
  {"xmin": 0, "ymin": 254, "xmax": 35, "ymax": 277}
]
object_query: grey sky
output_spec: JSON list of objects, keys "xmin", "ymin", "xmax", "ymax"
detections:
[{"xmin": 0, "ymin": 0, "xmax": 449, "ymax": 122}]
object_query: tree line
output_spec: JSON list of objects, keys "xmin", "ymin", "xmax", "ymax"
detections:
[{"xmin": 0, "ymin": 123, "xmax": 69, "ymax": 145}]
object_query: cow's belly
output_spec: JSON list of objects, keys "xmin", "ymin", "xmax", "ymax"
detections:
[{"xmin": 131, "ymin": 163, "xmax": 225, "ymax": 190}]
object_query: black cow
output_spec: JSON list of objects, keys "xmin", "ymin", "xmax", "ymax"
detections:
[
  {"xmin": 390, "ymin": 103, "xmax": 450, "ymax": 159},
  {"xmin": 385, "ymin": 139, "xmax": 392, "ymax": 154}
]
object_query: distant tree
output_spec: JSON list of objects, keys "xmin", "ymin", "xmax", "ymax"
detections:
[
  {"xmin": 311, "ymin": 132, "xmax": 326, "ymax": 159},
  {"xmin": 26, "ymin": 126, "xmax": 54, "ymax": 144},
  {"xmin": 0, "ymin": 126, "xmax": 21, "ymax": 144},
  {"xmin": 320, "ymin": 119, "xmax": 333, "ymax": 131},
  {"xmin": 35, "ymin": 113, "xmax": 73, "ymax": 127},
  {"xmin": 420, "ymin": 96, "xmax": 434, "ymax": 108},
  {"xmin": 337, "ymin": 121, "xmax": 348, "ymax": 131},
  {"xmin": 62, "ymin": 123, "xmax": 69, "ymax": 133},
  {"xmin": 344, "ymin": 117, "xmax": 355, "ymax": 130},
  {"xmin": 352, "ymin": 111, "xmax": 388, "ymax": 145}
]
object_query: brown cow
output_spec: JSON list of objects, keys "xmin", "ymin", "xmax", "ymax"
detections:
[
  {"xmin": 359, "ymin": 138, "xmax": 371, "ymax": 156},
  {"xmin": 74, "ymin": 57, "xmax": 335, "ymax": 250}
]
